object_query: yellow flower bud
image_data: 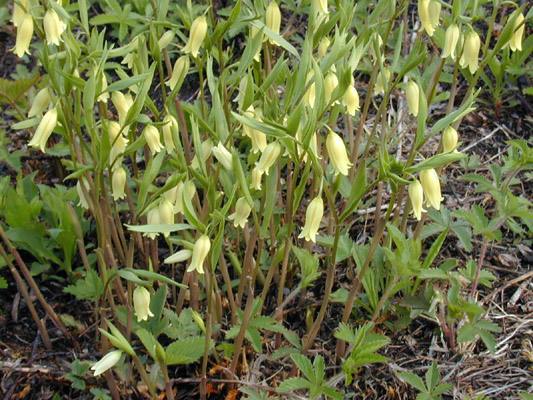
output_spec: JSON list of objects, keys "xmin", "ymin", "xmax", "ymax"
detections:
[
  {"xmin": 187, "ymin": 235, "xmax": 211, "ymax": 274},
  {"xmin": 28, "ymin": 88, "xmax": 51, "ymax": 118},
  {"xmin": 256, "ymin": 142, "xmax": 281, "ymax": 175},
  {"xmin": 508, "ymin": 12, "xmax": 525, "ymax": 52},
  {"xmin": 166, "ymin": 56, "xmax": 189, "ymax": 91},
  {"xmin": 158, "ymin": 30, "xmax": 175, "ymax": 51},
  {"xmin": 250, "ymin": 25, "xmax": 263, "ymax": 61},
  {"xmin": 251, "ymin": 167, "xmax": 263, "ymax": 190},
  {"xmin": 43, "ymin": 9, "xmax": 66, "ymax": 46},
  {"xmin": 133, "ymin": 286, "xmax": 154, "ymax": 322},
  {"xmin": 420, "ymin": 169, "xmax": 443, "ymax": 210},
  {"xmin": 374, "ymin": 68, "xmax": 390, "ymax": 96},
  {"xmin": 29, "ymin": 108, "xmax": 57, "ymax": 153},
  {"xmin": 111, "ymin": 166, "xmax": 127, "ymax": 201},
  {"xmin": 324, "ymin": 72, "xmax": 338, "ymax": 104},
  {"xmin": 298, "ymin": 196, "xmax": 324, "ymax": 243},
  {"xmin": 315, "ymin": 0, "xmax": 328, "ymax": 15},
  {"xmin": 183, "ymin": 16, "xmax": 207, "ymax": 58},
  {"xmin": 460, "ymin": 30, "xmax": 480, "ymax": 74},
  {"xmin": 408, "ymin": 180, "xmax": 425, "ymax": 221},
  {"xmin": 111, "ymin": 91, "xmax": 132, "ymax": 126},
  {"xmin": 162, "ymin": 114, "xmax": 179, "ymax": 154},
  {"xmin": 14, "ymin": 14, "xmax": 33, "ymax": 57},
  {"xmin": 164, "ymin": 249, "xmax": 192, "ymax": 264},
  {"xmin": 442, "ymin": 24, "xmax": 460, "ymax": 59},
  {"xmin": 265, "ymin": 1, "xmax": 281, "ymax": 42},
  {"xmin": 326, "ymin": 130, "xmax": 352, "ymax": 176},
  {"xmin": 191, "ymin": 139, "xmax": 213, "ymax": 169},
  {"xmin": 76, "ymin": 178, "xmax": 91, "ymax": 210},
  {"xmin": 442, "ymin": 126, "xmax": 458, "ymax": 152},
  {"xmin": 91, "ymin": 350, "xmax": 123, "ymax": 376},
  {"xmin": 97, "ymin": 73, "xmax": 109, "ymax": 103},
  {"xmin": 405, "ymin": 81, "xmax": 420, "ymax": 117},
  {"xmin": 228, "ymin": 197, "xmax": 252, "ymax": 228},
  {"xmin": 343, "ymin": 85, "xmax": 360, "ymax": 116},
  {"xmin": 212, "ymin": 142, "xmax": 233, "ymax": 171},
  {"xmin": 12, "ymin": 0, "xmax": 29, "ymax": 27},
  {"xmin": 143, "ymin": 125, "xmax": 164, "ymax": 155},
  {"xmin": 318, "ymin": 36, "xmax": 330, "ymax": 58},
  {"xmin": 304, "ymin": 73, "xmax": 316, "ymax": 108}
]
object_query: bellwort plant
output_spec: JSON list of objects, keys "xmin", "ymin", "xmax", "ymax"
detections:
[{"xmin": 3, "ymin": 0, "xmax": 531, "ymax": 399}]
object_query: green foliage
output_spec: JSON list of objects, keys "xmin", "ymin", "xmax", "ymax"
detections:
[
  {"xmin": 334, "ymin": 323, "xmax": 390, "ymax": 385},
  {"xmin": 278, "ymin": 354, "xmax": 343, "ymax": 399},
  {"xmin": 397, "ymin": 362, "xmax": 452, "ymax": 400}
]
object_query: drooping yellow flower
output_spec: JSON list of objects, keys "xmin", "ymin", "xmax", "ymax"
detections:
[
  {"xmin": 183, "ymin": 16, "xmax": 207, "ymax": 58},
  {"xmin": 111, "ymin": 167, "xmax": 127, "ymax": 200},
  {"xmin": 408, "ymin": 180, "xmax": 425, "ymax": 221},
  {"xmin": 91, "ymin": 350, "xmax": 123, "ymax": 376},
  {"xmin": 242, "ymin": 106, "xmax": 268, "ymax": 154},
  {"xmin": 162, "ymin": 114, "xmax": 179, "ymax": 154},
  {"xmin": 418, "ymin": 0, "xmax": 439, "ymax": 36},
  {"xmin": 343, "ymin": 85, "xmax": 360, "ymax": 116},
  {"xmin": 14, "ymin": 14, "xmax": 33, "ymax": 57},
  {"xmin": 187, "ymin": 235, "xmax": 211, "ymax": 274},
  {"xmin": 251, "ymin": 166, "xmax": 263, "ymax": 190},
  {"xmin": 28, "ymin": 88, "xmax": 51, "ymax": 118},
  {"xmin": 265, "ymin": 1, "xmax": 281, "ymax": 42},
  {"xmin": 29, "ymin": 108, "xmax": 57, "ymax": 153},
  {"xmin": 173, "ymin": 181, "xmax": 196, "ymax": 215},
  {"xmin": 43, "ymin": 9, "xmax": 66, "ymax": 46},
  {"xmin": 145, "ymin": 207, "xmax": 160, "ymax": 239},
  {"xmin": 326, "ymin": 130, "xmax": 352, "ymax": 176},
  {"xmin": 228, "ymin": 197, "xmax": 252, "ymax": 228},
  {"xmin": 441, "ymin": 24, "xmax": 460, "ymax": 60},
  {"xmin": 143, "ymin": 125, "xmax": 164, "ymax": 155},
  {"xmin": 303, "ymin": 72, "xmax": 316, "ymax": 109},
  {"xmin": 133, "ymin": 286, "xmax": 154, "ymax": 322},
  {"xmin": 298, "ymin": 196, "xmax": 324, "ymax": 243},
  {"xmin": 442, "ymin": 126, "xmax": 459, "ymax": 152},
  {"xmin": 420, "ymin": 169, "xmax": 443, "ymax": 210},
  {"xmin": 158, "ymin": 199, "xmax": 174, "ymax": 237},
  {"xmin": 108, "ymin": 121, "xmax": 128, "ymax": 170},
  {"xmin": 508, "ymin": 12, "xmax": 525, "ymax": 52},
  {"xmin": 460, "ymin": 30, "xmax": 480, "ymax": 74},
  {"xmin": 256, "ymin": 142, "xmax": 281, "ymax": 175},
  {"xmin": 405, "ymin": 81, "xmax": 420, "ymax": 117},
  {"xmin": 166, "ymin": 56, "xmax": 189, "ymax": 91}
]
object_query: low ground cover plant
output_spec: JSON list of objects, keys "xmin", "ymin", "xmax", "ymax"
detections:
[{"xmin": 0, "ymin": 0, "xmax": 531, "ymax": 398}]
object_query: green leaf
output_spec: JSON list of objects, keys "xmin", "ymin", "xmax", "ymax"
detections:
[
  {"xmin": 165, "ymin": 336, "xmax": 212, "ymax": 365},
  {"xmin": 277, "ymin": 377, "xmax": 309, "ymax": 393},
  {"xmin": 397, "ymin": 371, "xmax": 427, "ymax": 393},
  {"xmin": 64, "ymin": 269, "xmax": 104, "ymax": 301}
]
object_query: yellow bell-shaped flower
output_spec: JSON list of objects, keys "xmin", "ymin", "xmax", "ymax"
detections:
[
  {"xmin": 326, "ymin": 130, "xmax": 352, "ymax": 176},
  {"xmin": 29, "ymin": 108, "xmax": 57, "ymax": 153},
  {"xmin": 143, "ymin": 125, "xmax": 164, "ymax": 155},
  {"xmin": 14, "ymin": 14, "xmax": 33, "ymax": 57},
  {"xmin": 460, "ymin": 30, "xmax": 481, "ymax": 74},
  {"xmin": 256, "ymin": 142, "xmax": 281, "ymax": 175},
  {"xmin": 187, "ymin": 235, "xmax": 211, "ymax": 274},
  {"xmin": 111, "ymin": 167, "xmax": 127, "ymax": 201},
  {"xmin": 408, "ymin": 180, "xmax": 425, "ymax": 221},
  {"xmin": 441, "ymin": 24, "xmax": 460, "ymax": 60},
  {"xmin": 298, "ymin": 196, "xmax": 324, "ymax": 243},
  {"xmin": 228, "ymin": 197, "xmax": 252, "ymax": 228},
  {"xmin": 420, "ymin": 169, "xmax": 443, "ymax": 210},
  {"xmin": 183, "ymin": 16, "xmax": 207, "ymax": 58},
  {"xmin": 43, "ymin": 9, "xmax": 66, "ymax": 46},
  {"xmin": 442, "ymin": 126, "xmax": 459, "ymax": 152},
  {"xmin": 405, "ymin": 81, "xmax": 420, "ymax": 117},
  {"xmin": 265, "ymin": 1, "xmax": 281, "ymax": 43},
  {"xmin": 133, "ymin": 286, "xmax": 154, "ymax": 322}
]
